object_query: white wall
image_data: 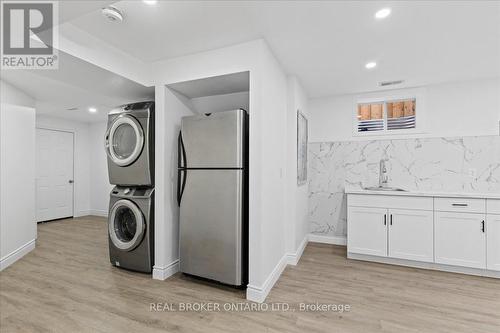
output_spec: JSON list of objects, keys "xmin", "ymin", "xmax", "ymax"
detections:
[
  {"xmin": 309, "ymin": 78, "xmax": 500, "ymax": 142},
  {"xmin": 153, "ymin": 86, "xmax": 196, "ymax": 279},
  {"xmin": 34, "ymin": 117, "xmax": 110, "ymax": 217},
  {"xmin": 35, "ymin": 115, "xmax": 91, "ymax": 217},
  {"xmin": 89, "ymin": 122, "xmax": 112, "ymax": 216},
  {"xmin": 151, "ymin": 39, "xmax": 291, "ymax": 302},
  {"xmin": 285, "ymin": 76, "xmax": 310, "ymax": 255},
  {"xmin": 190, "ymin": 91, "xmax": 249, "ymax": 114},
  {"xmin": 1, "ymin": 80, "xmax": 35, "ymax": 108},
  {"xmin": 0, "ymin": 103, "xmax": 36, "ymax": 270},
  {"xmin": 257, "ymin": 44, "xmax": 288, "ymax": 291}
]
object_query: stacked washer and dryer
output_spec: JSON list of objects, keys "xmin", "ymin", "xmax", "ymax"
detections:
[{"xmin": 104, "ymin": 102, "xmax": 155, "ymax": 273}]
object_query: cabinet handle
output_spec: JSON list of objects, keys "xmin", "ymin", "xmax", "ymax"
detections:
[
  {"xmin": 452, "ymin": 203, "xmax": 468, "ymax": 207},
  {"xmin": 390, "ymin": 214, "xmax": 393, "ymax": 225},
  {"xmin": 384, "ymin": 214, "xmax": 387, "ymax": 225},
  {"xmin": 481, "ymin": 220, "xmax": 485, "ymax": 233}
]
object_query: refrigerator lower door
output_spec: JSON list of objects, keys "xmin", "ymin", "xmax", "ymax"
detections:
[{"xmin": 179, "ymin": 169, "xmax": 243, "ymax": 285}]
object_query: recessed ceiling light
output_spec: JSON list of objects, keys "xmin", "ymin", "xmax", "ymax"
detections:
[
  {"xmin": 143, "ymin": 0, "xmax": 158, "ymax": 5},
  {"xmin": 375, "ymin": 8, "xmax": 391, "ymax": 19},
  {"xmin": 88, "ymin": 107, "xmax": 97, "ymax": 113},
  {"xmin": 365, "ymin": 62, "xmax": 377, "ymax": 69}
]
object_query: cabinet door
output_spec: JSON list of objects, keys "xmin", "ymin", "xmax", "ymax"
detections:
[
  {"xmin": 347, "ymin": 207, "xmax": 387, "ymax": 257},
  {"xmin": 487, "ymin": 215, "xmax": 500, "ymax": 271},
  {"xmin": 388, "ymin": 209, "xmax": 433, "ymax": 263},
  {"xmin": 435, "ymin": 212, "xmax": 486, "ymax": 269}
]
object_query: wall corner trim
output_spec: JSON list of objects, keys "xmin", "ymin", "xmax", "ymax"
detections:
[
  {"xmin": 152, "ymin": 260, "xmax": 179, "ymax": 280},
  {"xmin": 0, "ymin": 239, "xmax": 36, "ymax": 271},
  {"xmin": 246, "ymin": 254, "xmax": 289, "ymax": 303},
  {"xmin": 88, "ymin": 210, "xmax": 108, "ymax": 218},
  {"xmin": 308, "ymin": 234, "xmax": 347, "ymax": 246},
  {"xmin": 74, "ymin": 210, "xmax": 91, "ymax": 218},
  {"xmin": 286, "ymin": 235, "xmax": 308, "ymax": 266},
  {"xmin": 247, "ymin": 233, "xmax": 339, "ymax": 303}
]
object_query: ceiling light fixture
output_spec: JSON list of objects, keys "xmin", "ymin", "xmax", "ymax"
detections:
[
  {"xmin": 88, "ymin": 107, "xmax": 97, "ymax": 113},
  {"xmin": 365, "ymin": 62, "xmax": 377, "ymax": 69},
  {"xmin": 375, "ymin": 8, "xmax": 391, "ymax": 19},
  {"xmin": 143, "ymin": 0, "xmax": 158, "ymax": 5}
]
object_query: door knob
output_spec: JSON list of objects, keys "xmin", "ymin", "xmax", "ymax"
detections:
[{"xmin": 69, "ymin": 180, "xmax": 74, "ymax": 184}]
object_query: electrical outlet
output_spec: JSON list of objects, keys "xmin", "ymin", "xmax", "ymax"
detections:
[{"xmin": 468, "ymin": 168, "xmax": 477, "ymax": 178}]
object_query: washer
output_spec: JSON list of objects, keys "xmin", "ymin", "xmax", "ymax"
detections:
[
  {"xmin": 108, "ymin": 186, "xmax": 154, "ymax": 273},
  {"xmin": 105, "ymin": 102, "xmax": 154, "ymax": 186}
]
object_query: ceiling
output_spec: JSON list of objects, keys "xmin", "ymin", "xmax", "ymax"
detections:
[
  {"xmin": 67, "ymin": 0, "xmax": 500, "ymax": 98},
  {"xmin": 1, "ymin": 51, "xmax": 154, "ymax": 123},
  {"xmin": 169, "ymin": 71, "xmax": 249, "ymax": 99},
  {"xmin": 3, "ymin": 0, "xmax": 499, "ymax": 122}
]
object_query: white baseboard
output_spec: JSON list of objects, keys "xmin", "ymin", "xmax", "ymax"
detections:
[
  {"xmin": 152, "ymin": 260, "xmax": 179, "ymax": 280},
  {"xmin": 89, "ymin": 209, "xmax": 108, "ymax": 217},
  {"xmin": 286, "ymin": 235, "xmax": 308, "ymax": 266},
  {"xmin": 74, "ymin": 210, "xmax": 91, "ymax": 218},
  {"xmin": 247, "ymin": 233, "xmax": 344, "ymax": 303},
  {"xmin": 348, "ymin": 252, "xmax": 500, "ymax": 279},
  {"xmin": 247, "ymin": 254, "xmax": 288, "ymax": 303},
  {"xmin": 0, "ymin": 239, "xmax": 36, "ymax": 271},
  {"xmin": 309, "ymin": 234, "xmax": 347, "ymax": 246}
]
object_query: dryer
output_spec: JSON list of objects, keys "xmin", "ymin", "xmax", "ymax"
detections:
[
  {"xmin": 108, "ymin": 186, "xmax": 154, "ymax": 273},
  {"xmin": 105, "ymin": 102, "xmax": 154, "ymax": 186}
]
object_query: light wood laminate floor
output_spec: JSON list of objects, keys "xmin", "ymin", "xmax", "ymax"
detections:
[{"xmin": 1, "ymin": 216, "xmax": 499, "ymax": 333}]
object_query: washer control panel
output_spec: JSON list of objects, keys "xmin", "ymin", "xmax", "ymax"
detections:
[{"xmin": 111, "ymin": 186, "xmax": 154, "ymax": 198}]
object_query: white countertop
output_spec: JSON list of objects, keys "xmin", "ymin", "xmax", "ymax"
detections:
[{"xmin": 345, "ymin": 188, "xmax": 500, "ymax": 200}]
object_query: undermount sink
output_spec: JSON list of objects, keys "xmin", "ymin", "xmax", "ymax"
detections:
[{"xmin": 363, "ymin": 186, "xmax": 407, "ymax": 192}]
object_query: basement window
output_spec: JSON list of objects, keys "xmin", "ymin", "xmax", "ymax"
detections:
[{"xmin": 354, "ymin": 92, "xmax": 424, "ymax": 136}]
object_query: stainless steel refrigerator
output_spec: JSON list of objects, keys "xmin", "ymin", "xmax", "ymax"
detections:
[{"xmin": 177, "ymin": 109, "xmax": 248, "ymax": 286}]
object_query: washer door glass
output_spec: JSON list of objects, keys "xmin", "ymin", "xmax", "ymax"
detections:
[
  {"xmin": 109, "ymin": 199, "xmax": 145, "ymax": 251},
  {"xmin": 106, "ymin": 115, "xmax": 144, "ymax": 167}
]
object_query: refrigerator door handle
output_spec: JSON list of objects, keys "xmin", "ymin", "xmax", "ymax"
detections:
[
  {"xmin": 178, "ymin": 131, "xmax": 187, "ymax": 169},
  {"xmin": 177, "ymin": 169, "xmax": 187, "ymax": 206},
  {"xmin": 177, "ymin": 169, "xmax": 181, "ymax": 206},
  {"xmin": 177, "ymin": 131, "xmax": 188, "ymax": 206}
]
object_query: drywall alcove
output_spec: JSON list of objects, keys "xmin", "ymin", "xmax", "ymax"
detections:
[{"xmin": 167, "ymin": 71, "xmax": 249, "ymax": 114}]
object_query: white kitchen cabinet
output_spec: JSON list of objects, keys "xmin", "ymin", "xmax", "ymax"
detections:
[
  {"xmin": 487, "ymin": 199, "xmax": 500, "ymax": 214},
  {"xmin": 434, "ymin": 197, "xmax": 486, "ymax": 214},
  {"xmin": 434, "ymin": 212, "xmax": 486, "ymax": 269},
  {"xmin": 487, "ymin": 215, "xmax": 500, "ymax": 271},
  {"xmin": 388, "ymin": 209, "xmax": 433, "ymax": 262},
  {"xmin": 347, "ymin": 207, "xmax": 388, "ymax": 257}
]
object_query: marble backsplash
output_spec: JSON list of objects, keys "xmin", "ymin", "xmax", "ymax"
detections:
[{"xmin": 308, "ymin": 136, "xmax": 500, "ymax": 237}]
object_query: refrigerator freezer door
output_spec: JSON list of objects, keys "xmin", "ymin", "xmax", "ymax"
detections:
[
  {"xmin": 179, "ymin": 169, "xmax": 243, "ymax": 285},
  {"xmin": 181, "ymin": 109, "xmax": 244, "ymax": 168}
]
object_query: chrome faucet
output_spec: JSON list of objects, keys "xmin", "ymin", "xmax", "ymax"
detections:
[{"xmin": 379, "ymin": 159, "xmax": 388, "ymax": 188}]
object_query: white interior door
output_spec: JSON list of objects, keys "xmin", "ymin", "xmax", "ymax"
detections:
[{"xmin": 36, "ymin": 129, "xmax": 74, "ymax": 222}]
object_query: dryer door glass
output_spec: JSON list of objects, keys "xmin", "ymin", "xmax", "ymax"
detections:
[
  {"xmin": 106, "ymin": 115, "xmax": 145, "ymax": 167},
  {"xmin": 113, "ymin": 124, "xmax": 137, "ymax": 159},
  {"xmin": 109, "ymin": 199, "xmax": 145, "ymax": 251}
]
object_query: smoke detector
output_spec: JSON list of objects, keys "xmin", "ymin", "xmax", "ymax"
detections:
[{"xmin": 102, "ymin": 6, "xmax": 124, "ymax": 23}]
